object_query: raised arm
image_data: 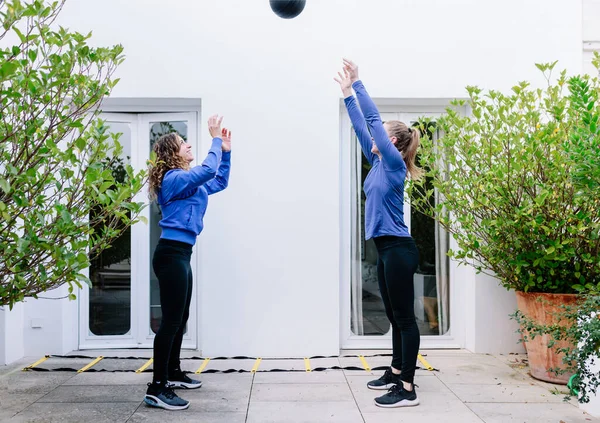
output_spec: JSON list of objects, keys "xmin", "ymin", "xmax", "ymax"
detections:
[
  {"xmin": 335, "ymin": 68, "xmax": 376, "ymax": 164},
  {"xmin": 161, "ymin": 138, "xmax": 222, "ymax": 201},
  {"xmin": 344, "ymin": 59, "xmax": 406, "ymax": 172},
  {"xmin": 344, "ymin": 96, "xmax": 377, "ymax": 165},
  {"xmin": 206, "ymin": 128, "xmax": 232, "ymax": 195}
]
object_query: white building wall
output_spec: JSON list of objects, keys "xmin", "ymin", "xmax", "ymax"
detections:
[
  {"xmin": 584, "ymin": 0, "xmax": 600, "ymax": 75},
  {"xmin": 0, "ymin": 0, "xmax": 583, "ymax": 363},
  {"xmin": 0, "ymin": 302, "xmax": 25, "ymax": 365}
]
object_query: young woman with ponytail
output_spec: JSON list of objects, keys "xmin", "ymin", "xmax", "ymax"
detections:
[{"xmin": 334, "ymin": 58, "xmax": 422, "ymax": 408}]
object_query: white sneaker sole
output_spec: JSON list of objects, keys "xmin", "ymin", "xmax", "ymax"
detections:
[
  {"xmin": 144, "ymin": 394, "xmax": 190, "ymax": 410},
  {"xmin": 168, "ymin": 380, "xmax": 203, "ymax": 389},
  {"xmin": 367, "ymin": 383, "xmax": 396, "ymax": 391},
  {"xmin": 374, "ymin": 397, "xmax": 420, "ymax": 408}
]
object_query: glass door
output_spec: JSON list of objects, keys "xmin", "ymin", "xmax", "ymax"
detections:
[
  {"xmin": 341, "ymin": 109, "xmax": 459, "ymax": 349},
  {"xmin": 79, "ymin": 112, "xmax": 198, "ymax": 349},
  {"xmin": 79, "ymin": 113, "xmax": 140, "ymax": 348}
]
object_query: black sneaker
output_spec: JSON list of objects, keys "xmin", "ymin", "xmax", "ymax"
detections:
[
  {"xmin": 168, "ymin": 370, "xmax": 203, "ymax": 389},
  {"xmin": 374, "ymin": 384, "xmax": 419, "ymax": 408},
  {"xmin": 144, "ymin": 382, "xmax": 190, "ymax": 410},
  {"xmin": 367, "ymin": 368, "xmax": 402, "ymax": 390}
]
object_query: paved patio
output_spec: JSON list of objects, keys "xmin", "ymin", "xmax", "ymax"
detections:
[{"xmin": 0, "ymin": 349, "xmax": 597, "ymax": 422}]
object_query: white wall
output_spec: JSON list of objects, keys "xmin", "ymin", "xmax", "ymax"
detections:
[
  {"xmin": 0, "ymin": 303, "xmax": 25, "ymax": 365},
  {"xmin": 583, "ymin": 0, "xmax": 600, "ymax": 75},
  {"xmin": 464, "ymin": 273, "xmax": 526, "ymax": 354},
  {"xmin": 6, "ymin": 0, "xmax": 582, "ymax": 358},
  {"xmin": 21, "ymin": 286, "xmax": 78, "ymax": 358}
]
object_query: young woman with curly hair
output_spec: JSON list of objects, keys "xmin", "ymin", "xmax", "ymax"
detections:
[{"xmin": 144, "ymin": 115, "xmax": 231, "ymax": 411}]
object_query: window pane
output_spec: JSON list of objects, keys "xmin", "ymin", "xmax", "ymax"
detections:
[{"xmin": 350, "ymin": 125, "xmax": 450, "ymax": 337}]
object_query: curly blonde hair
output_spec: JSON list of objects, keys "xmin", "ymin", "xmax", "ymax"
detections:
[{"xmin": 148, "ymin": 133, "xmax": 190, "ymax": 201}]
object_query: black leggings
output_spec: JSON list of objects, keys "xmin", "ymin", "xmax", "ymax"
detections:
[
  {"xmin": 374, "ymin": 235, "xmax": 420, "ymax": 384},
  {"xmin": 152, "ymin": 238, "xmax": 193, "ymax": 384}
]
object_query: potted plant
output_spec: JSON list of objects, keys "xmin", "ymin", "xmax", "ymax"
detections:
[
  {"xmin": 514, "ymin": 294, "xmax": 599, "ymax": 413},
  {"xmin": 409, "ymin": 58, "xmax": 600, "ymax": 384}
]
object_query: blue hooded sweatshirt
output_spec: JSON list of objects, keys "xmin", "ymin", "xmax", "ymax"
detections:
[{"xmin": 157, "ymin": 138, "xmax": 230, "ymax": 245}]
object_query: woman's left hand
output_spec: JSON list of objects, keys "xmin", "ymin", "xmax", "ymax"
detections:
[{"xmin": 221, "ymin": 128, "xmax": 232, "ymax": 152}]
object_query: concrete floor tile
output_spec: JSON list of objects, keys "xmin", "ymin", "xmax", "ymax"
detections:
[
  {"xmin": 129, "ymin": 409, "xmax": 246, "ymax": 423},
  {"xmin": 0, "ymin": 393, "xmax": 48, "ymax": 420},
  {"xmin": 448, "ymin": 383, "xmax": 565, "ymax": 403},
  {"xmin": 175, "ymin": 389, "xmax": 250, "ymax": 413},
  {"xmin": 251, "ymin": 383, "xmax": 355, "ymax": 402},
  {"xmin": 36, "ymin": 385, "xmax": 145, "ymax": 403},
  {"xmin": 9, "ymin": 402, "xmax": 139, "ymax": 422},
  {"xmin": 62, "ymin": 372, "xmax": 152, "ymax": 386},
  {"xmin": 467, "ymin": 402, "xmax": 600, "ymax": 422},
  {"xmin": 362, "ymin": 407, "xmax": 484, "ymax": 423},
  {"xmin": 253, "ymin": 370, "xmax": 346, "ymax": 384},
  {"xmin": 0, "ymin": 372, "xmax": 76, "ymax": 395},
  {"xmin": 433, "ymin": 356, "xmax": 531, "ymax": 385},
  {"xmin": 194, "ymin": 372, "xmax": 254, "ymax": 388},
  {"xmin": 247, "ymin": 401, "xmax": 363, "ymax": 423}
]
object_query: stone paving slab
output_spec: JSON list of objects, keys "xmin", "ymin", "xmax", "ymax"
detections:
[
  {"xmin": 361, "ymin": 409, "xmax": 484, "ymax": 423},
  {"xmin": 36, "ymin": 385, "xmax": 145, "ymax": 403},
  {"xmin": 0, "ymin": 393, "xmax": 48, "ymax": 421},
  {"xmin": 246, "ymin": 401, "xmax": 364, "ymax": 423},
  {"xmin": 175, "ymin": 388, "xmax": 250, "ymax": 413},
  {"xmin": 431, "ymin": 355, "xmax": 532, "ymax": 385},
  {"xmin": 250, "ymin": 383, "xmax": 355, "ymax": 402},
  {"xmin": 1, "ymin": 351, "xmax": 599, "ymax": 422},
  {"xmin": 466, "ymin": 402, "xmax": 594, "ymax": 423},
  {"xmin": 127, "ymin": 410, "xmax": 246, "ymax": 423},
  {"xmin": 62, "ymin": 372, "xmax": 152, "ymax": 386},
  {"xmin": 253, "ymin": 370, "xmax": 346, "ymax": 384},
  {"xmin": 8, "ymin": 402, "xmax": 139, "ymax": 423},
  {"xmin": 448, "ymin": 382, "xmax": 566, "ymax": 403}
]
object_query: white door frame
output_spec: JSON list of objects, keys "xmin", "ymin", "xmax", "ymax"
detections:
[
  {"xmin": 79, "ymin": 111, "xmax": 199, "ymax": 350},
  {"xmin": 79, "ymin": 113, "xmax": 141, "ymax": 349},
  {"xmin": 339, "ymin": 103, "xmax": 467, "ymax": 350}
]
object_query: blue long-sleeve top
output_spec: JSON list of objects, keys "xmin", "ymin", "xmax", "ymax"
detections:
[
  {"xmin": 157, "ymin": 138, "xmax": 231, "ymax": 245},
  {"xmin": 344, "ymin": 80, "xmax": 410, "ymax": 240}
]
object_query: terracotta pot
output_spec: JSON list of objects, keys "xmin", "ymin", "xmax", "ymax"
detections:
[{"xmin": 515, "ymin": 292, "xmax": 579, "ymax": 385}]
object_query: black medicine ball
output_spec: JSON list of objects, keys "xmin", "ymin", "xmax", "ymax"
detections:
[{"xmin": 269, "ymin": 0, "xmax": 306, "ymax": 19}]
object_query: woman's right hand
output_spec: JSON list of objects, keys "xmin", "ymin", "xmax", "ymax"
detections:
[
  {"xmin": 208, "ymin": 115, "xmax": 224, "ymax": 138},
  {"xmin": 333, "ymin": 68, "xmax": 353, "ymax": 97},
  {"xmin": 343, "ymin": 58, "xmax": 359, "ymax": 83}
]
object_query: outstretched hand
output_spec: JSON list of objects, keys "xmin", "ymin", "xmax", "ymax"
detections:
[
  {"xmin": 221, "ymin": 128, "xmax": 231, "ymax": 152},
  {"xmin": 343, "ymin": 58, "xmax": 359, "ymax": 83},
  {"xmin": 333, "ymin": 68, "xmax": 353, "ymax": 97},
  {"xmin": 208, "ymin": 115, "xmax": 224, "ymax": 139}
]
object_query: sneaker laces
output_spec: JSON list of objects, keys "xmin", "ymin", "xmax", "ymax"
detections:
[
  {"xmin": 382, "ymin": 368, "xmax": 395, "ymax": 382},
  {"xmin": 162, "ymin": 385, "xmax": 178, "ymax": 400},
  {"xmin": 388, "ymin": 383, "xmax": 419, "ymax": 394},
  {"xmin": 388, "ymin": 384, "xmax": 403, "ymax": 394}
]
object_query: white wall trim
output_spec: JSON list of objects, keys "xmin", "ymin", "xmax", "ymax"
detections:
[
  {"xmin": 338, "ymin": 97, "xmax": 468, "ymax": 350},
  {"xmin": 100, "ymin": 98, "xmax": 202, "ymax": 113}
]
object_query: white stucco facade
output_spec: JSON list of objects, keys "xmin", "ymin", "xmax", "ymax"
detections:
[{"xmin": 0, "ymin": 0, "xmax": 595, "ymax": 364}]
